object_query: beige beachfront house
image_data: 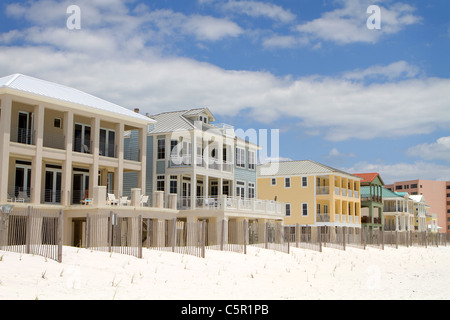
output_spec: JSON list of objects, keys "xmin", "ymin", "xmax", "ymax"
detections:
[{"xmin": 0, "ymin": 74, "xmax": 177, "ymax": 246}]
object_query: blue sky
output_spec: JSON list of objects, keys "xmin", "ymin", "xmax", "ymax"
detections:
[{"xmin": 0, "ymin": 0, "xmax": 449, "ymax": 184}]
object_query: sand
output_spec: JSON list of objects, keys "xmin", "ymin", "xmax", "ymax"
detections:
[{"xmin": 0, "ymin": 245, "xmax": 449, "ymax": 300}]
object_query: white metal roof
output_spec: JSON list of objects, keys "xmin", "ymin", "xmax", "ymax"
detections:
[
  {"xmin": 257, "ymin": 160, "xmax": 361, "ymax": 179},
  {"xmin": 0, "ymin": 73, "xmax": 155, "ymax": 124}
]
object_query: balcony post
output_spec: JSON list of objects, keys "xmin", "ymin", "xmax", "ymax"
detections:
[
  {"xmin": 0, "ymin": 96, "xmax": 12, "ymax": 203},
  {"xmin": 61, "ymin": 110, "xmax": 73, "ymax": 206},
  {"xmin": 89, "ymin": 117, "xmax": 100, "ymax": 198},
  {"xmin": 31, "ymin": 104, "xmax": 44, "ymax": 204}
]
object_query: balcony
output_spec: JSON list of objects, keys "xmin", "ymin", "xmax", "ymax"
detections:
[
  {"xmin": 11, "ymin": 127, "xmax": 35, "ymax": 145},
  {"xmin": 178, "ymin": 196, "xmax": 285, "ymax": 216},
  {"xmin": 316, "ymin": 186, "xmax": 330, "ymax": 195}
]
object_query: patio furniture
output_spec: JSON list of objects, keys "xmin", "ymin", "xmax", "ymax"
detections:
[
  {"xmin": 140, "ymin": 195, "xmax": 149, "ymax": 207},
  {"xmin": 107, "ymin": 193, "xmax": 119, "ymax": 205},
  {"xmin": 119, "ymin": 196, "xmax": 131, "ymax": 206}
]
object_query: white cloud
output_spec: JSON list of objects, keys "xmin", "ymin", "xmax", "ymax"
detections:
[
  {"xmin": 344, "ymin": 161, "xmax": 450, "ymax": 185},
  {"xmin": 407, "ymin": 137, "xmax": 450, "ymax": 162},
  {"xmin": 296, "ymin": 0, "xmax": 422, "ymax": 45},
  {"xmin": 1, "ymin": 0, "xmax": 448, "ymax": 144},
  {"xmin": 343, "ymin": 60, "xmax": 420, "ymax": 81},
  {"xmin": 222, "ymin": 0, "xmax": 296, "ymax": 23},
  {"xmin": 328, "ymin": 148, "xmax": 356, "ymax": 158}
]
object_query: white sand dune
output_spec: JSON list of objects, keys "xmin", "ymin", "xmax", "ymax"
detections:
[{"xmin": 0, "ymin": 245, "xmax": 449, "ymax": 300}]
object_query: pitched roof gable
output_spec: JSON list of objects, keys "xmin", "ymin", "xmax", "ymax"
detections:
[{"xmin": 0, "ymin": 73, "xmax": 154, "ymax": 124}]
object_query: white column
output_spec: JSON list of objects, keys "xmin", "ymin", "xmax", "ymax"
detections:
[
  {"xmin": 31, "ymin": 104, "xmax": 44, "ymax": 204},
  {"xmin": 138, "ymin": 126, "xmax": 147, "ymax": 195},
  {"xmin": 114, "ymin": 122, "xmax": 124, "ymax": 197},
  {"xmin": 89, "ymin": 117, "xmax": 100, "ymax": 198},
  {"xmin": 191, "ymin": 173, "xmax": 196, "ymax": 210},
  {"xmin": 0, "ymin": 96, "xmax": 12, "ymax": 203},
  {"xmin": 62, "ymin": 110, "xmax": 73, "ymax": 206}
]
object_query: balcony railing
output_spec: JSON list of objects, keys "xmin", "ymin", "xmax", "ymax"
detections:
[
  {"xmin": 43, "ymin": 133, "xmax": 65, "ymax": 150},
  {"xmin": 7, "ymin": 186, "xmax": 31, "ymax": 203},
  {"xmin": 11, "ymin": 127, "xmax": 35, "ymax": 145},
  {"xmin": 316, "ymin": 186, "xmax": 329, "ymax": 195},
  {"xmin": 177, "ymin": 196, "xmax": 285, "ymax": 215}
]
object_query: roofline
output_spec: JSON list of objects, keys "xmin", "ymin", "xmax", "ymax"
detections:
[
  {"xmin": 257, "ymin": 160, "xmax": 362, "ymax": 180},
  {"xmin": 0, "ymin": 87, "xmax": 155, "ymax": 126}
]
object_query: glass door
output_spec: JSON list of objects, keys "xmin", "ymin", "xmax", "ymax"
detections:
[
  {"xmin": 73, "ymin": 123, "xmax": 91, "ymax": 154},
  {"xmin": 44, "ymin": 168, "xmax": 62, "ymax": 204}
]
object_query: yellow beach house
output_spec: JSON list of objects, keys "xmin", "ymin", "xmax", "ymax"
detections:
[{"xmin": 257, "ymin": 160, "xmax": 362, "ymax": 229}]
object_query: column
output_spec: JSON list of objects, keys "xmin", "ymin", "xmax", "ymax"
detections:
[
  {"xmin": 31, "ymin": 104, "xmax": 44, "ymax": 204},
  {"xmin": 114, "ymin": 122, "xmax": 124, "ymax": 197},
  {"xmin": 191, "ymin": 173, "xmax": 196, "ymax": 210},
  {"xmin": 0, "ymin": 97, "xmax": 12, "ymax": 203},
  {"xmin": 62, "ymin": 110, "xmax": 73, "ymax": 206},
  {"xmin": 89, "ymin": 117, "xmax": 100, "ymax": 198},
  {"xmin": 138, "ymin": 126, "xmax": 147, "ymax": 195}
]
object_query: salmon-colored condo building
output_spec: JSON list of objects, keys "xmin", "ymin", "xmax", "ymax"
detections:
[{"xmin": 385, "ymin": 180, "xmax": 450, "ymax": 234}]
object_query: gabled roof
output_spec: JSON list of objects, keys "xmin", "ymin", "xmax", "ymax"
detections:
[
  {"xmin": 353, "ymin": 173, "xmax": 384, "ymax": 184},
  {"xmin": 0, "ymin": 73, "xmax": 154, "ymax": 124},
  {"xmin": 257, "ymin": 160, "xmax": 362, "ymax": 179}
]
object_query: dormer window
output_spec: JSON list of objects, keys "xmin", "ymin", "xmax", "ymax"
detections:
[{"xmin": 199, "ymin": 115, "xmax": 208, "ymax": 124}]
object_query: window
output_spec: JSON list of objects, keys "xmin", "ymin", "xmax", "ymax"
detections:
[
  {"xmin": 395, "ymin": 185, "xmax": 403, "ymax": 190},
  {"xmin": 100, "ymin": 128, "xmax": 116, "ymax": 158},
  {"xmin": 248, "ymin": 183, "xmax": 255, "ymax": 199},
  {"xmin": 157, "ymin": 139, "xmax": 166, "ymax": 160},
  {"xmin": 411, "ymin": 184, "xmax": 418, "ymax": 189},
  {"xmin": 169, "ymin": 176, "xmax": 177, "ymax": 194},
  {"xmin": 317, "ymin": 204, "xmax": 321, "ymax": 214},
  {"xmin": 236, "ymin": 181, "xmax": 245, "ymax": 199},
  {"xmin": 302, "ymin": 176, "xmax": 308, "ymax": 187},
  {"xmin": 285, "ymin": 204, "xmax": 291, "ymax": 217},
  {"xmin": 271, "ymin": 178, "xmax": 276, "ymax": 186},
  {"xmin": 156, "ymin": 175, "xmax": 165, "ymax": 191},
  {"xmin": 302, "ymin": 203, "xmax": 308, "ymax": 216},
  {"xmin": 248, "ymin": 150, "xmax": 255, "ymax": 170},
  {"xmin": 54, "ymin": 118, "xmax": 61, "ymax": 129},
  {"xmin": 236, "ymin": 148, "xmax": 245, "ymax": 168},
  {"xmin": 285, "ymin": 177, "xmax": 291, "ymax": 188}
]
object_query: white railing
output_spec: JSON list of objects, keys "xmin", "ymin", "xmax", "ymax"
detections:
[
  {"xmin": 335, "ymin": 187, "xmax": 340, "ymax": 196},
  {"xmin": 316, "ymin": 186, "xmax": 329, "ymax": 195},
  {"xmin": 178, "ymin": 196, "xmax": 285, "ymax": 216}
]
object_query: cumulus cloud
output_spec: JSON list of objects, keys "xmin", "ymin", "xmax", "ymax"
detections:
[
  {"xmin": 222, "ymin": 0, "xmax": 296, "ymax": 23},
  {"xmin": 407, "ymin": 137, "xmax": 450, "ymax": 162},
  {"xmin": 1, "ymin": 0, "xmax": 448, "ymax": 144},
  {"xmin": 296, "ymin": 0, "xmax": 422, "ymax": 45},
  {"xmin": 345, "ymin": 161, "xmax": 450, "ymax": 184}
]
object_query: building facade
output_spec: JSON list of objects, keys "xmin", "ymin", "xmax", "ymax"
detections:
[
  {"xmin": 124, "ymin": 108, "xmax": 285, "ymax": 226},
  {"xmin": 0, "ymin": 74, "xmax": 177, "ymax": 247},
  {"xmin": 353, "ymin": 173, "xmax": 384, "ymax": 231},
  {"xmin": 257, "ymin": 160, "xmax": 362, "ymax": 228},
  {"xmin": 385, "ymin": 180, "xmax": 448, "ymax": 233},
  {"xmin": 382, "ymin": 188, "xmax": 415, "ymax": 232}
]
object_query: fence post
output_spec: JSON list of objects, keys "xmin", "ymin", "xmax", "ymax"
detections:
[
  {"xmin": 109, "ymin": 211, "xmax": 114, "ymax": 253},
  {"xmin": 318, "ymin": 227, "xmax": 322, "ymax": 253},
  {"xmin": 343, "ymin": 227, "xmax": 346, "ymax": 251},
  {"xmin": 57, "ymin": 209, "xmax": 63, "ymax": 263},
  {"xmin": 172, "ymin": 218, "xmax": 177, "ymax": 253},
  {"xmin": 265, "ymin": 222, "xmax": 268, "ymax": 249},
  {"xmin": 26, "ymin": 206, "xmax": 32, "ymax": 254},
  {"xmin": 85, "ymin": 213, "xmax": 90, "ymax": 249},
  {"xmin": 146, "ymin": 218, "xmax": 151, "ymax": 249},
  {"xmin": 138, "ymin": 215, "xmax": 143, "ymax": 259},
  {"xmin": 202, "ymin": 221, "xmax": 206, "ymax": 259},
  {"xmin": 243, "ymin": 220, "xmax": 248, "ymax": 255},
  {"xmin": 220, "ymin": 219, "xmax": 225, "ymax": 251}
]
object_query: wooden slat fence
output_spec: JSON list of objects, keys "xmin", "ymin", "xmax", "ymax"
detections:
[{"xmin": 0, "ymin": 206, "xmax": 62, "ymax": 263}]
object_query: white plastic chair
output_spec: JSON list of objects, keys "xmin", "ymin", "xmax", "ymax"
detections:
[{"xmin": 107, "ymin": 193, "xmax": 119, "ymax": 205}]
